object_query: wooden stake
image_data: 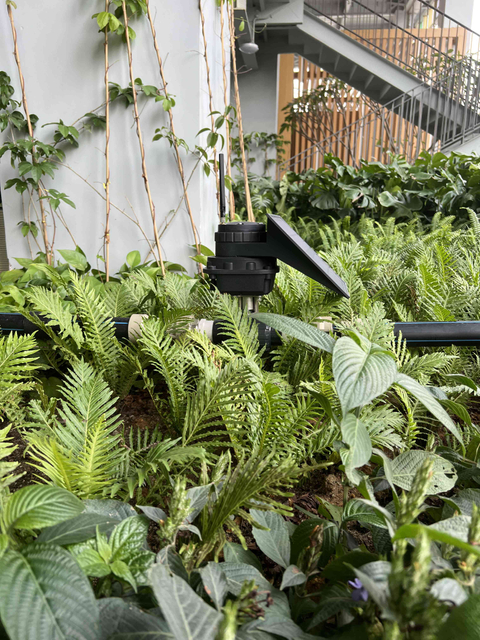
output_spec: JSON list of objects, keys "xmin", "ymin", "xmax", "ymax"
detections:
[
  {"xmin": 228, "ymin": 2, "xmax": 254, "ymax": 222},
  {"xmin": 144, "ymin": 0, "xmax": 201, "ymax": 260},
  {"xmin": 122, "ymin": 2, "xmax": 165, "ymax": 276},
  {"xmin": 7, "ymin": 3, "xmax": 52, "ymax": 263},
  {"xmin": 104, "ymin": 0, "xmax": 111, "ymax": 281},
  {"xmin": 199, "ymin": 0, "xmax": 220, "ymax": 217},
  {"xmin": 219, "ymin": 0, "xmax": 235, "ymax": 220}
]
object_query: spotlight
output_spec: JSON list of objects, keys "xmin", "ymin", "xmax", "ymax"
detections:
[{"xmin": 239, "ymin": 41, "xmax": 259, "ymax": 54}]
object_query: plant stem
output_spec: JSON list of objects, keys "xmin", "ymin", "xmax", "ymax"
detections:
[
  {"xmin": 144, "ymin": 0, "xmax": 201, "ymax": 261},
  {"xmin": 219, "ymin": 0, "xmax": 235, "ymax": 220},
  {"xmin": 55, "ymin": 161, "xmax": 156, "ymax": 260},
  {"xmin": 104, "ymin": 0, "xmax": 111, "ymax": 281},
  {"xmin": 104, "ymin": 0, "xmax": 110, "ymax": 282},
  {"xmin": 198, "ymin": 0, "xmax": 220, "ymax": 217},
  {"xmin": 7, "ymin": 3, "xmax": 52, "ymax": 263},
  {"xmin": 228, "ymin": 2, "xmax": 254, "ymax": 222},
  {"xmin": 122, "ymin": 1, "xmax": 165, "ymax": 276}
]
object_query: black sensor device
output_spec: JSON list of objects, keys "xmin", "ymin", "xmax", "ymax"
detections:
[{"xmin": 204, "ymin": 214, "xmax": 350, "ymax": 298}]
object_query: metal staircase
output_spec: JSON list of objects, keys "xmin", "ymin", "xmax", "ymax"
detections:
[
  {"xmin": 281, "ymin": 56, "xmax": 480, "ymax": 172},
  {"xmin": 245, "ymin": 0, "xmax": 480, "ymax": 169}
]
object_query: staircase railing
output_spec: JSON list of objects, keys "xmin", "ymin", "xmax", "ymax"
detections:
[
  {"xmin": 279, "ymin": 56, "xmax": 480, "ymax": 174},
  {"xmin": 304, "ymin": 0, "xmax": 480, "ymax": 83}
]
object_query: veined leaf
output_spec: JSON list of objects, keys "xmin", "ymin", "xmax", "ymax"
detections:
[
  {"xmin": 395, "ymin": 373, "xmax": 464, "ymax": 450},
  {"xmin": 340, "ymin": 414, "xmax": 372, "ymax": 470},
  {"xmin": 200, "ymin": 562, "xmax": 228, "ymax": 610},
  {"xmin": 37, "ymin": 513, "xmax": 118, "ymax": 545},
  {"xmin": 3, "ymin": 485, "xmax": 83, "ymax": 532},
  {"xmin": 0, "ymin": 543, "xmax": 99, "ymax": 640},
  {"xmin": 252, "ymin": 313, "xmax": 335, "ymax": 353},
  {"xmin": 333, "ymin": 336, "xmax": 397, "ymax": 414},
  {"xmin": 251, "ymin": 509, "xmax": 290, "ymax": 569},
  {"xmin": 98, "ymin": 598, "xmax": 172, "ymax": 639},
  {"xmin": 150, "ymin": 564, "xmax": 222, "ymax": 640},
  {"xmin": 390, "ymin": 450, "xmax": 457, "ymax": 494}
]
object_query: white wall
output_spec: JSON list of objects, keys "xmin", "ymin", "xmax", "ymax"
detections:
[{"xmin": 0, "ymin": 1, "xmax": 229, "ymax": 273}]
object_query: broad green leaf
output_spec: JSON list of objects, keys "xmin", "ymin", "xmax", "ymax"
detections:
[
  {"xmin": 248, "ymin": 616, "xmax": 320, "ymax": 640},
  {"xmin": 37, "ymin": 513, "xmax": 118, "ymax": 545},
  {"xmin": 223, "ymin": 542, "xmax": 262, "ymax": 572},
  {"xmin": 0, "ymin": 543, "xmax": 99, "ymax": 640},
  {"xmin": 390, "ymin": 450, "xmax": 457, "ymax": 494},
  {"xmin": 322, "ymin": 550, "xmax": 378, "ymax": 581},
  {"xmin": 393, "ymin": 522, "xmax": 480, "ymax": 558},
  {"xmin": 3, "ymin": 485, "xmax": 83, "ymax": 532},
  {"xmin": 200, "ymin": 562, "xmax": 228, "ymax": 610},
  {"xmin": 431, "ymin": 578, "xmax": 467, "ymax": 606},
  {"xmin": 333, "ymin": 336, "xmax": 397, "ymax": 414},
  {"xmin": 395, "ymin": 373, "xmax": 464, "ymax": 449},
  {"xmin": 110, "ymin": 515, "xmax": 148, "ymax": 561},
  {"xmin": 444, "ymin": 373, "xmax": 478, "ymax": 392},
  {"xmin": 307, "ymin": 584, "xmax": 357, "ymax": 630},
  {"xmin": 342, "ymin": 499, "xmax": 389, "ymax": 529},
  {"xmin": 251, "ymin": 509, "xmax": 290, "ymax": 569},
  {"xmin": 340, "ymin": 414, "xmax": 372, "ymax": 469},
  {"xmin": 76, "ymin": 548, "xmax": 111, "ymax": 577},
  {"xmin": 137, "ymin": 505, "xmax": 167, "ymax": 522},
  {"xmin": 83, "ymin": 499, "xmax": 136, "ymax": 521},
  {"xmin": 353, "ymin": 561, "xmax": 391, "ymax": 610},
  {"xmin": 429, "ymin": 515, "xmax": 471, "ymax": 541},
  {"xmin": 437, "ymin": 594, "xmax": 480, "ymax": 640},
  {"xmin": 444, "ymin": 488, "xmax": 480, "ymax": 516},
  {"xmin": 98, "ymin": 598, "xmax": 172, "ymax": 639},
  {"xmin": 58, "ymin": 249, "xmax": 88, "ymax": 272},
  {"xmin": 251, "ymin": 313, "xmax": 335, "ymax": 354},
  {"xmin": 126, "ymin": 250, "xmax": 141, "ymax": 268},
  {"xmin": 111, "ymin": 559, "xmax": 137, "ymax": 590},
  {"xmin": 157, "ymin": 547, "xmax": 188, "ymax": 582},
  {"xmin": 280, "ymin": 564, "xmax": 307, "ymax": 590},
  {"xmin": 290, "ymin": 518, "xmax": 333, "ymax": 565},
  {"xmin": 220, "ymin": 563, "xmax": 290, "ymax": 617},
  {"xmin": 150, "ymin": 564, "xmax": 222, "ymax": 640}
]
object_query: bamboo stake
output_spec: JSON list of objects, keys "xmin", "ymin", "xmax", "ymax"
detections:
[
  {"xmin": 122, "ymin": 2, "xmax": 165, "ymax": 276},
  {"xmin": 104, "ymin": 0, "xmax": 111, "ymax": 281},
  {"xmin": 144, "ymin": 0, "xmax": 201, "ymax": 259},
  {"xmin": 219, "ymin": 0, "xmax": 235, "ymax": 220},
  {"xmin": 228, "ymin": 2, "xmax": 254, "ymax": 222},
  {"xmin": 198, "ymin": 0, "xmax": 220, "ymax": 217},
  {"xmin": 7, "ymin": 3, "xmax": 52, "ymax": 263}
]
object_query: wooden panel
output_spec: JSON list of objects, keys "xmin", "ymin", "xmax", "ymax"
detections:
[{"xmin": 277, "ymin": 26, "xmax": 470, "ymax": 174}]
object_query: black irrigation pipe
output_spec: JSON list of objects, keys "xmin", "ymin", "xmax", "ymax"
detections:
[{"xmin": 3, "ymin": 312, "xmax": 480, "ymax": 349}]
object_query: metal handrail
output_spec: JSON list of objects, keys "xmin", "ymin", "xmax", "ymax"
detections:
[
  {"xmin": 305, "ymin": 0, "xmax": 480, "ymax": 82},
  {"xmin": 279, "ymin": 55, "xmax": 480, "ymax": 173}
]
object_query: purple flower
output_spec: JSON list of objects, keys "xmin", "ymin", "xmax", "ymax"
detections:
[{"xmin": 348, "ymin": 578, "xmax": 369, "ymax": 602}]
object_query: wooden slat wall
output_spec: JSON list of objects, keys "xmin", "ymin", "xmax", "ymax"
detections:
[{"xmin": 277, "ymin": 26, "xmax": 468, "ymax": 173}]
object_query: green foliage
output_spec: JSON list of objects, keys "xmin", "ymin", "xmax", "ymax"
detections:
[{"xmin": 235, "ymin": 153, "xmax": 480, "ymax": 226}]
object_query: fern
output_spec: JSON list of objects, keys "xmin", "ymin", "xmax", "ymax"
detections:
[
  {"xmin": 0, "ymin": 333, "xmax": 39, "ymax": 413},
  {"xmin": 26, "ymin": 361, "xmax": 125, "ymax": 498}
]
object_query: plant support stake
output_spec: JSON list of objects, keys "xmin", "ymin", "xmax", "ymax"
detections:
[
  {"xmin": 199, "ymin": 0, "xmax": 220, "ymax": 217},
  {"xmin": 219, "ymin": 0, "xmax": 235, "ymax": 220},
  {"xmin": 7, "ymin": 1, "xmax": 52, "ymax": 264},
  {"xmin": 144, "ymin": 0, "xmax": 201, "ymax": 261},
  {"xmin": 122, "ymin": 1, "xmax": 165, "ymax": 276},
  {"xmin": 104, "ymin": 0, "xmax": 111, "ymax": 281},
  {"xmin": 228, "ymin": 1, "xmax": 254, "ymax": 222}
]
